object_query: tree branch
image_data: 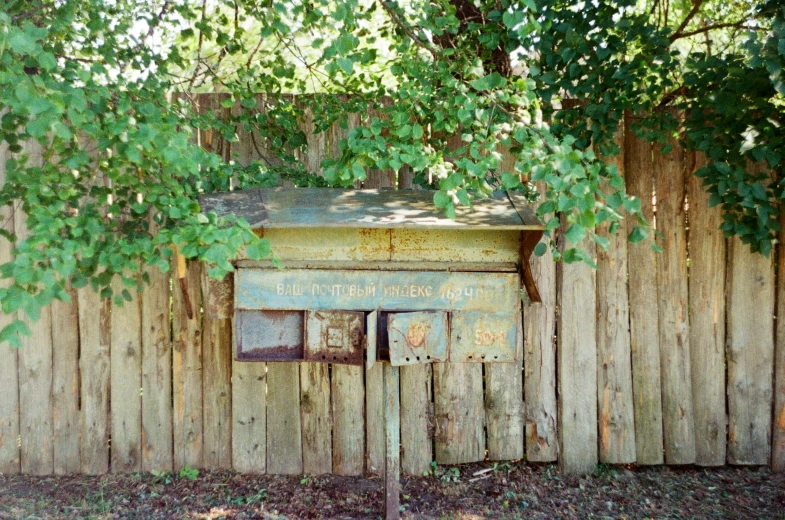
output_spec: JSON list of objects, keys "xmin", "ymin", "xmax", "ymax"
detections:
[
  {"xmin": 672, "ymin": 21, "xmax": 760, "ymax": 41},
  {"xmin": 669, "ymin": 0, "xmax": 705, "ymax": 42},
  {"xmin": 379, "ymin": 1, "xmax": 439, "ymax": 59}
]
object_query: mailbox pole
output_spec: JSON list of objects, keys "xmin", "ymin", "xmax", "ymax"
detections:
[{"xmin": 383, "ymin": 363, "xmax": 401, "ymax": 520}]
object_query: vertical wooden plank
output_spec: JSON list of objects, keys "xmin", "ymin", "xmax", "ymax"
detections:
[
  {"xmin": 687, "ymin": 152, "xmax": 727, "ymax": 466},
  {"xmin": 267, "ymin": 363, "xmax": 303, "ymax": 474},
  {"xmin": 202, "ymin": 316, "xmax": 232, "ymax": 469},
  {"xmin": 79, "ymin": 289, "xmax": 111, "ymax": 474},
  {"xmin": 364, "ymin": 167, "xmax": 392, "ymax": 474},
  {"xmin": 774, "ymin": 214, "xmax": 785, "ymax": 472},
  {"xmin": 141, "ymin": 262, "xmax": 173, "ymax": 472},
  {"xmin": 485, "ymin": 308, "xmax": 524, "ymax": 461},
  {"xmin": 300, "ymin": 363, "xmax": 332, "ymax": 474},
  {"xmin": 557, "ymin": 231, "xmax": 598, "ymax": 474},
  {"xmin": 433, "ymin": 362, "xmax": 485, "ymax": 464},
  {"xmin": 727, "ymin": 237, "xmax": 775, "ymax": 465},
  {"xmin": 17, "ymin": 306, "xmax": 53, "ymax": 476},
  {"xmin": 51, "ymin": 292, "xmax": 80, "ymax": 474},
  {"xmin": 524, "ymin": 183, "xmax": 558, "ymax": 463},
  {"xmin": 172, "ymin": 260, "xmax": 203, "ymax": 469},
  {"xmin": 0, "ymin": 140, "xmax": 20, "ymax": 474},
  {"xmin": 365, "ymin": 364, "xmax": 384, "ymax": 473},
  {"xmin": 383, "ymin": 364, "xmax": 401, "ymax": 520},
  {"xmin": 396, "ymin": 157, "xmax": 432, "ymax": 475},
  {"xmin": 332, "ymin": 364, "xmax": 365, "ymax": 475},
  {"xmin": 484, "ymin": 148, "xmax": 524, "ymax": 462},
  {"xmin": 110, "ymin": 278, "xmax": 142, "ymax": 472},
  {"xmin": 232, "ymin": 359, "xmax": 267, "ymax": 473},
  {"xmin": 399, "ymin": 363, "xmax": 432, "ymax": 474},
  {"xmin": 202, "ymin": 288, "xmax": 233, "ymax": 470},
  {"xmin": 15, "ymin": 140, "xmax": 54, "ymax": 475},
  {"xmin": 625, "ymin": 116, "xmax": 664, "ymax": 465},
  {"xmin": 596, "ymin": 130, "xmax": 636, "ymax": 464},
  {"xmin": 654, "ymin": 130, "xmax": 696, "ymax": 465}
]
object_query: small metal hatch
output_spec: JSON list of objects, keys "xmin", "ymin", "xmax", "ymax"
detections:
[
  {"xmin": 387, "ymin": 311, "xmax": 449, "ymax": 366},
  {"xmin": 305, "ymin": 310, "xmax": 365, "ymax": 365}
]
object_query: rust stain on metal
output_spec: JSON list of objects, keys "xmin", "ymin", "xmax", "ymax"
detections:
[
  {"xmin": 305, "ymin": 310, "xmax": 364, "ymax": 365},
  {"xmin": 203, "ymin": 273, "xmax": 234, "ymax": 319},
  {"xmin": 235, "ymin": 310, "xmax": 304, "ymax": 361}
]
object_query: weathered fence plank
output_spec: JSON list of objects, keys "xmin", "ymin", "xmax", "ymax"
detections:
[
  {"xmin": 51, "ymin": 292, "xmax": 80, "ymax": 474},
  {"xmin": 433, "ymin": 363, "xmax": 485, "ymax": 464},
  {"xmin": 79, "ymin": 288, "xmax": 111, "ymax": 474},
  {"xmin": 364, "ymin": 167, "xmax": 392, "ymax": 475},
  {"xmin": 624, "ymin": 118, "xmax": 664, "ymax": 465},
  {"xmin": 173, "ymin": 260, "xmax": 204, "ymax": 469},
  {"xmin": 484, "ymin": 141, "xmax": 525, "ymax": 461},
  {"xmin": 397, "ymin": 158, "xmax": 433, "ymax": 476},
  {"xmin": 300, "ymin": 363, "xmax": 332, "ymax": 474},
  {"xmin": 267, "ymin": 363, "xmax": 303, "ymax": 474},
  {"xmin": 726, "ymin": 237, "xmax": 775, "ymax": 465},
  {"xmin": 654, "ymin": 131, "xmax": 695, "ymax": 464},
  {"xmin": 141, "ymin": 262, "xmax": 173, "ymax": 472},
  {"xmin": 0, "ymin": 142, "xmax": 20, "ymax": 474},
  {"xmin": 365, "ymin": 364, "xmax": 384, "ymax": 474},
  {"xmin": 17, "ymin": 302, "xmax": 53, "ymax": 476},
  {"xmin": 110, "ymin": 278, "xmax": 143, "ymax": 472},
  {"xmin": 202, "ymin": 313, "xmax": 233, "ymax": 469},
  {"xmin": 775, "ymin": 217, "xmax": 785, "ymax": 472},
  {"xmin": 332, "ymin": 364, "xmax": 365, "ymax": 475},
  {"xmin": 0, "ymin": 324, "xmax": 18, "ymax": 475},
  {"xmin": 523, "ymin": 183, "xmax": 558, "ymax": 463},
  {"xmin": 232, "ymin": 358, "xmax": 267, "ymax": 474},
  {"xmin": 557, "ymin": 230, "xmax": 598, "ymax": 474},
  {"xmin": 596, "ymin": 131, "xmax": 636, "ymax": 464},
  {"xmin": 687, "ymin": 152, "xmax": 727, "ymax": 466},
  {"xmin": 14, "ymin": 144, "xmax": 54, "ymax": 475},
  {"xmin": 485, "ymin": 307, "xmax": 524, "ymax": 461},
  {"xmin": 400, "ymin": 363, "xmax": 432, "ymax": 475}
]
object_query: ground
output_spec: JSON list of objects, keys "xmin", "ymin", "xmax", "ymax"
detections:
[{"xmin": 1, "ymin": 462, "xmax": 784, "ymax": 519}]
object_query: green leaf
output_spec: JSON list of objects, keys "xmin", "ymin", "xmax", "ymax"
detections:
[
  {"xmin": 533, "ymin": 242, "xmax": 547, "ymax": 257},
  {"xmin": 433, "ymin": 191, "xmax": 451, "ymax": 209},
  {"xmin": 628, "ymin": 225, "xmax": 648, "ymax": 243},
  {"xmin": 246, "ymin": 239, "xmax": 271, "ymax": 260},
  {"xmin": 564, "ymin": 224, "xmax": 586, "ymax": 244}
]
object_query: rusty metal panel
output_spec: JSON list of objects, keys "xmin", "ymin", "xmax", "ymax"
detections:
[
  {"xmin": 449, "ymin": 312, "xmax": 518, "ymax": 363},
  {"xmin": 203, "ymin": 271, "xmax": 234, "ymax": 319},
  {"xmin": 235, "ymin": 310, "xmax": 304, "ymax": 361},
  {"xmin": 387, "ymin": 311, "xmax": 449, "ymax": 366},
  {"xmin": 236, "ymin": 269, "xmax": 520, "ymax": 314},
  {"xmin": 366, "ymin": 310, "xmax": 378, "ymax": 370},
  {"xmin": 390, "ymin": 229, "xmax": 520, "ymax": 263},
  {"xmin": 305, "ymin": 311, "xmax": 365, "ymax": 365},
  {"xmin": 260, "ymin": 228, "xmax": 391, "ymax": 262}
]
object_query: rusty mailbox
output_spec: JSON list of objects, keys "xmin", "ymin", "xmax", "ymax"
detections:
[{"xmin": 200, "ymin": 187, "xmax": 544, "ymax": 367}]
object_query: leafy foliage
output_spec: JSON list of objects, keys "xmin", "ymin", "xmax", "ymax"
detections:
[{"xmin": 0, "ymin": 0, "xmax": 782, "ymax": 345}]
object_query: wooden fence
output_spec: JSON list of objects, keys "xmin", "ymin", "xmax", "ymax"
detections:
[{"xmin": 1, "ymin": 101, "xmax": 784, "ymax": 476}]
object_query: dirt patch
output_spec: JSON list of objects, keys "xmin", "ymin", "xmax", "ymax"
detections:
[{"xmin": 1, "ymin": 462, "xmax": 784, "ymax": 519}]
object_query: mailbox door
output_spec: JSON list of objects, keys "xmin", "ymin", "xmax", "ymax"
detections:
[
  {"xmin": 366, "ymin": 310, "xmax": 377, "ymax": 370},
  {"xmin": 387, "ymin": 311, "xmax": 448, "ymax": 366},
  {"xmin": 235, "ymin": 310, "xmax": 305, "ymax": 361},
  {"xmin": 450, "ymin": 311, "xmax": 517, "ymax": 362},
  {"xmin": 305, "ymin": 310, "xmax": 365, "ymax": 365}
]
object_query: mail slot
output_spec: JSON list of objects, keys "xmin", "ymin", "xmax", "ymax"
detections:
[
  {"xmin": 236, "ymin": 310, "xmax": 304, "ymax": 361},
  {"xmin": 201, "ymin": 188, "xmax": 544, "ymax": 367},
  {"xmin": 305, "ymin": 310, "xmax": 365, "ymax": 365}
]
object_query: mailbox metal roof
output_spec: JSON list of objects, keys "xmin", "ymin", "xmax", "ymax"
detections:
[{"xmin": 199, "ymin": 188, "xmax": 543, "ymax": 230}]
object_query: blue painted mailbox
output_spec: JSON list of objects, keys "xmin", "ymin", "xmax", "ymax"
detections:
[{"xmin": 200, "ymin": 187, "xmax": 544, "ymax": 367}]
